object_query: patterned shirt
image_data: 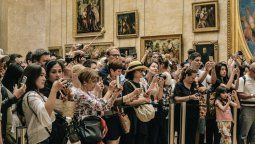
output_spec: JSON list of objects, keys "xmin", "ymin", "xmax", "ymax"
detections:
[{"xmin": 71, "ymin": 87, "xmax": 114, "ymax": 119}]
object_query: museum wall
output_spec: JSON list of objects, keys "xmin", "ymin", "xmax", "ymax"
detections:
[
  {"xmin": 0, "ymin": 0, "xmax": 8, "ymax": 52},
  {"xmin": 0, "ymin": 0, "xmax": 228, "ymax": 62},
  {"xmin": 0, "ymin": 0, "xmax": 46, "ymax": 55}
]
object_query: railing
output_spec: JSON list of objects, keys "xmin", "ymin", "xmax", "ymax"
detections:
[{"xmin": 169, "ymin": 102, "xmax": 238, "ymax": 144}]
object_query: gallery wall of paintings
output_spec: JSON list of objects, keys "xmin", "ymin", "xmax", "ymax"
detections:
[{"xmin": 42, "ymin": 0, "xmax": 229, "ymax": 62}]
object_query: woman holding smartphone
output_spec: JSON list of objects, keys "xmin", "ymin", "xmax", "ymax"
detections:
[
  {"xmin": 17, "ymin": 64, "xmax": 66, "ymax": 144},
  {"xmin": 120, "ymin": 61, "xmax": 156, "ymax": 144},
  {"xmin": 102, "ymin": 61, "xmax": 141, "ymax": 144},
  {"xmin": 40, "ymin": 60, "xmax": 67, "ymax": 98}
]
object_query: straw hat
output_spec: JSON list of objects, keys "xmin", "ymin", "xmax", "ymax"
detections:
[{"xmin": 125, "ymin": 61, "xmax": 148, "ymax": 73}]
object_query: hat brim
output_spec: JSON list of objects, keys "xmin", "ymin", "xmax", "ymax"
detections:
[{"xmin": 125, "ymin": 66, "xmax": 148, "ymax": 74}]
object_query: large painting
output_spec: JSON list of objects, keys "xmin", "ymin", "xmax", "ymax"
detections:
[
  {"xmin": 239, "ymin": 0, "xmax": 255, "ymax": 55},
  {"xmin": 116, "ymin": 10, "xmax": 139, "ymax": 38},
  {"xmin": 192, "ymin": 1, "xmax": 219, "ymax": 32},
  {"xmin": 140, "ymin": 35, "xmax": 182, "ymax": 63},
  {"xmin": 73, "ymin": 0, "xmax": 104, "ymax": 37},
  {"xmin": 193, "ymin": 41, "xmax": 218, "ymax": 65}
]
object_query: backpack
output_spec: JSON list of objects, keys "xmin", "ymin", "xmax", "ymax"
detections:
[{"xmin": 1, "ymin": 86, "xmax": 16, "ymax": 144}]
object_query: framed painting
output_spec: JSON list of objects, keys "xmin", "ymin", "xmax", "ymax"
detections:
[
  {"xmin": 119, "ymin": 47, "xmax": 137, "ymax": 59},
  {"xmin": 192, "ymin": 1, "xmax": 219, "ymax": 32},
  {"xmin": 65, "ymin": 42, "xmax": 113, "ymax": 59},
  {"xmin": 239, "ymin": 0, "xmax": 255, "ymax": 56},
  {"xmin": 48, "ymin": 46, "xmax": 63, "ymax": 57},
  {"xmin": 193, "ymin": 41, "xmax": 218, "ymax": 65},
  {"xmin": 116, "ymin": 10, "xmax": 139, "ymax": 38},
  {"xmin": 73, "ymin": 0, "xmax": 104, "ymax": 38},
  {"xmin": 140, "ymin": 35, "xmax": 182, "ymax": 63}
]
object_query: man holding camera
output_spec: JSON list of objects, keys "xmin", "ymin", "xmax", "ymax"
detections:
[
  {"xmin": 188, "ymin": 52, "xmax": 216, "ymax": 143},
  {"xmin": 237, "ymin": 62, "xmax": 255, "ymax": 144}
]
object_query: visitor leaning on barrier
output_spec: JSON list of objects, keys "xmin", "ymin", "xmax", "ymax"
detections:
[{"xmin": 237, "ymin": 62, "xmax": 255, "ymax": 144}]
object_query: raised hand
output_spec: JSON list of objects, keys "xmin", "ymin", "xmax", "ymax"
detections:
[
  {"xmin": 13, "ymin": 84, "xmax": 26, "ymax": 99},
  {"xmin": 108, "ymin": 80, "xmax": 117, "ymax": 92}
]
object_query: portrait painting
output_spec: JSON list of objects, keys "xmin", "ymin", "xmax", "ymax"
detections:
[
  {"xmin": 193, "ymin": 41, "xmax": 218, "ymax": 65},
  {"xmin": 73, "ymin": 0, "xmax": 104, "ymax": 37},
  {"xmin": 140, "ymin": 35, "xmax": 182, "ymax": 63},
  {"xmin": 117, "ymin": 10, "xmax": 138, "ymax": 38},
  {"xmin": 48, "ymin": 46, "xmax": 62, "ymax": 57},
  {"xmin": 119, "ymin": 47, "xmax": 137, "ymax": 59},
  {"xmin": 192, "ymin": 1, "xmax": 219, "ymax": 32},
  {"xmin": 239, "ymin": 0, "xmax": 255, "ymax": 55}
]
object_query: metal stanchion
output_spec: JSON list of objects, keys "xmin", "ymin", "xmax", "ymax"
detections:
[
  {"xmin": 16, "ymin": 126, "xmax": 27, "ymax": 144},
  {"xmin": 169, "ymin": 103, "xmax": 175, "ymax": 144},
  {"xmin": 180, "ymin": 102, "xmax": 186, "ymax": 144},
  {"xmin": 233, "ymin": 108, "xmax": 237, "ymax": 144}
]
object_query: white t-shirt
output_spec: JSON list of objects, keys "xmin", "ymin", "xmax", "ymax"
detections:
[
  {"xmin": 197, "ymin": 70, "xmax": 212, "ymax": 88},
  {"xmin": 237, "ymin": 74, "xmax": 255, "ymax": 106}
]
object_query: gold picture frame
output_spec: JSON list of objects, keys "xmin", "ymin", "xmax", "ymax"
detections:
[
  {"xmin": 65, "ymin": 42, "xmax": 113, "ymax": 59},
  {"xmin": 192, "ymin": 1, "xmax": 219, "ymax": 32},
  {"xmin": 116, "ymin": 10, "xmax": 139, "ymax": 38},
  {"xmin": 48, "ymin": 46, "xmax": 63, "ymax": 57},
  {"xmin": 193, "ymin": 41, "xmax": 219, "ymax": 64},
  {"xmin": 140, "ymin": 35, "xmax": 182, "ymax": 62},
  {"xmin": 73, "ymin": 0, "xmax": 104, "ymax": 38}
]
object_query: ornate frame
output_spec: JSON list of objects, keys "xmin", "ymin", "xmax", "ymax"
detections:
[
  {"xmin": 64, "ymin": 42, "xmax": 113, "ymax": 56},
  {"xmin": 140, "ymin": 35, "xmax": 182, "ymax": 62},
  {"xmin": 116, "ymin": 10, "xmax": 139, "ymax": 38},
  {"xmin": 73, "ymin": 0, "xmax": 104, "ymax": 38},
  {"xmin": 228, "ymin": 0, "xmax": 253, "ymax": 60},
  {"xmin": 193, "ymin": 41, "xmax": 219, "ymax": 62},
  {"xmin": 192, "ymin": 1, "xmax": 219, "ymax": 32},
  {"xmin": 48, "ymin": 46, "xmax": 63, "ymax": 57}
]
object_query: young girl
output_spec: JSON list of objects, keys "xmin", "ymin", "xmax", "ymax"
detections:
[{"xmin": 215, "ymin": 86, "xmax": 240, "ymax": 144}]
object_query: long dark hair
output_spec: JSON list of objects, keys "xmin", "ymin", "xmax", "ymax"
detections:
[
  {"xmin": 215, "ymin": 86, "xmax": 228, "ymax": 105},
  {"xmin": 125, "ymin": 71, "xmax": 136, "ymax": 81},
  {"xmin": 22, "ymin": 64, "xmax": 43, "ymax": 93},
  {"xmin": 215, "ymin": 62, "xmax": 229, "ymax": 83},
  {"xmin": 45, "ymin": 60, "xmax": 65, "ymax": 80},
  {"xmin": 17, "ymin": 64, "xmax": 43, "ymax": 117}
]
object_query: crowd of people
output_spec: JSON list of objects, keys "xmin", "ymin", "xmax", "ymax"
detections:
[{"xmin": 0, "ymin": 44, "xmax": 254, "ymax": 144}]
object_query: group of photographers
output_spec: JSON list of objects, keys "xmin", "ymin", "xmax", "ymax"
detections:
[{"xmin": 0, "ymin": 44, "xmax": 254, "ymax": 144}]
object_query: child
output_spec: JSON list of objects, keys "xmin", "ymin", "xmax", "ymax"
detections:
[{"xmin": 214, "ymin": 86, "xmax": 240, "ymax": 144}]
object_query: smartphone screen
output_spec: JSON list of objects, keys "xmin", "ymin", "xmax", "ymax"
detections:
[{"xmin": 20, "ymin": 76, "xmax": 27, "ymax": 85}]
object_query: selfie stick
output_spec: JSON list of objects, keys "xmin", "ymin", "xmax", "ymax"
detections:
[{"xmin": 83, "ymin": 27, "xmax": 106, "ymax": 50}]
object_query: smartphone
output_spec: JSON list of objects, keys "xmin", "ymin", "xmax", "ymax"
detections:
[
  {"xmin": 116, "ymin": 75, "xmax": 121, "ymax": 89},
  {"xmin": 20, "ymin": 76, "xmax": 27, "ymax": 85},
  {"xmin": 209, "ymin": 56, "xmax": 214, "ymax": 61}
]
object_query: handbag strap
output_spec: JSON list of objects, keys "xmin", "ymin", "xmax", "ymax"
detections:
[
  {"xmin": 126, "ymin": 80, "xmax": 137, "ymax": 89},
  {"xmin": 26, "ymin": 92, "xmax": 51, "ymax": 135}
]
